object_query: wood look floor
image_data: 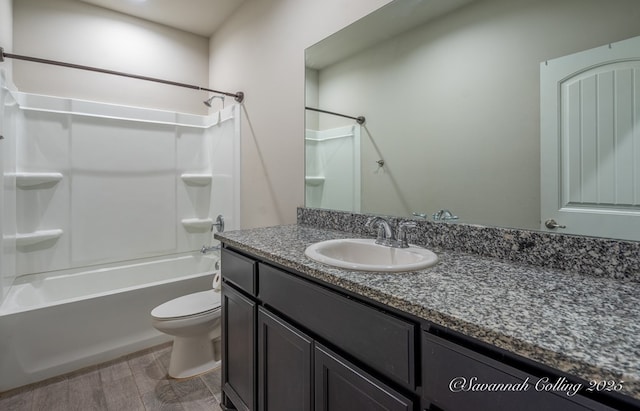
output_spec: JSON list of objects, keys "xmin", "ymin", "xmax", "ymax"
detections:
[{"xmin": 0, "ymin": 343, "xmax": 224, "ymax": 411}]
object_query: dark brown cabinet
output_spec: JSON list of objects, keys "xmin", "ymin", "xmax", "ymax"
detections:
[
  {"xmin": 221, "ymin": 248, "xmax": 257, "ymax": 296},
  {"xmin": 220, "ymin": 246, "xmax": 637, "ymax": 411},
  {"xmin": 221, "ymin": 247, "xmax": 259, "ymax": 411},
  {"xmin": 221, "ymin": 283, "xmax": 257, "ymax": 411},
  {"xmin": 257, "ymin": 307, "xmax": 313, "ymax": 411},
  {"xmin": 256, "ymin": 307, "xmax": 412, "ymax": 411},
  {"xmin": 314, "ymin": 344, "xmax": 413, "ymax": 411},
  {"xmin": 421, "ymin": 332, "xmax": 617, "ymax": 411},
  {"xmin": 258, "ymin": 262, "xmax": 415, "ymax": 389},
  {"xmin": 221, "ymin": 248, "xmax": 415, "ymax": 411}
]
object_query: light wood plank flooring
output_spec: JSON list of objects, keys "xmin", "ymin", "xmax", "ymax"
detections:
[{"xmin": 0, "ymin": 343, "xmax": 224, "ymax": 411}]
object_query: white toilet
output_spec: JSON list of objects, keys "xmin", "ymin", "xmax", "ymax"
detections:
[{"xmin": 151, "ymin": 288, "xmax": 222, "ymax": 379}]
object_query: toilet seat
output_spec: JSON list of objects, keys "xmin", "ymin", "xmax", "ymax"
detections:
[{"xmin": 151, "ymin": 289, "xmax": 221, "ymax": 320}]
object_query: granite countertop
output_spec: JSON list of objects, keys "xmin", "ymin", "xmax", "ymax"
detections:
[{"xmin": 215, "ymin": 224, "xmax": 640, "ymax": 400}]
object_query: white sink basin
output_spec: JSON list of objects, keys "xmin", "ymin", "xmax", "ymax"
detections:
[{"xmin": 304, "ymin": 238, "xmax": 438, "ymax": 272}]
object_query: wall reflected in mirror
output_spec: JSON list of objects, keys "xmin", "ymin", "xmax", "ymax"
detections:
[{"xmin": 305, "ymin": 0, "xmax": 640, "ymax": 241}]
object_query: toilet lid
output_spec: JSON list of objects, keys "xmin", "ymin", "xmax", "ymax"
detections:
[{"xmin": 151, "ymin": 290, "xmax": 221, "ymax": 320}]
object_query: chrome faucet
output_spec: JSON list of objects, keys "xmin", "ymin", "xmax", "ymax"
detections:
[
  {"xmin": 366, "ymin": 216, "xmax": 394, "ymax": 246},
  {"xmin": 432, "ymin": 209, "xmax": 458, "ymax": 221},
  {"xmin": 201, "ymin": 244, "xmax": 221, "ymax": 254},
  {"xmin": 365, "ymin": 217, "xmax": 416, "ymax": 248}
]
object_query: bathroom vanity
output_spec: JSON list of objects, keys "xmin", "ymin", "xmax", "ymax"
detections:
[{"xmin": 216, "ymin": 224, "xmax": 640, "ymax": 411}]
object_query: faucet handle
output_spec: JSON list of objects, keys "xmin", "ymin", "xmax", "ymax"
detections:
[
  {"xmin": 396, "ymin": 221, "xmax": 417, "ymax": 248},
  {"xmin": 398, "ymin": 221, "xmax": 418, "ymax": 229}
]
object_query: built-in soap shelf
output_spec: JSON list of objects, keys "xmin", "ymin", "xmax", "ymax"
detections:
[
  {"xmin": 181, "ymin": 173, "xmax": 212, "ymax": 186},
  {"xmin": 16, "ymin": 172, "xmax": 63, "ymax": 188},
  {"xmin": 16, "ymin": 229, "xmax": 64, "ymax": 247},
  {"xmin": 305, "ymin": 176, "xmax": 325, "ymax": 186},
  {"xmin": 15, "ymin": 173, "xmax": 64, "ymax": 248},
  {"xmin": 181, "ymin": 218, "xmax": 213, "ymax": 231},
  {"xmin": 181, "ymin": 174, "xmax": 213, "ymax": 231}
]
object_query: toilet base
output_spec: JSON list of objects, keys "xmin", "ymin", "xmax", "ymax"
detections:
[{"xmin": 168, "ymin": 336, "xmax": 221, "ymax": 379}]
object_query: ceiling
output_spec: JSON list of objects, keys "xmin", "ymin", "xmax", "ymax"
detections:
[
  {"xmin": 78, "ymin": 0, "xmax": 247, "ymax": 37},
  {"xmin": 306, "ymin": 0, "xmax": 475, "ymax": 70}
]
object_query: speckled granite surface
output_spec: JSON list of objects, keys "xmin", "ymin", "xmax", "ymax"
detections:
[
  {"xmin": 298, "ymin": 207, "xmax": 640, "ymax": 282},
  {"xmin": 215, "ymin": 224, "xmax": 640, "ymax": 401}
]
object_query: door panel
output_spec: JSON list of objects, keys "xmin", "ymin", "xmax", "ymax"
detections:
[
  {"xmin": 258, "ymin": 307, "xmax": 313, "ymax": 411},
  {"xmin": 541, "ymin": 35, "xmax": 640, "ymax": 240},
  {"xmin": 222, "ymin": 283, "xmax": 256, "ymax": 411},
  {"xmin": 314, "ymin": 344, "xmax": 413, "ymax": 411},
  {"xmin": 258, "ymin": 263, "xmax": 415, "ymax": 389}
]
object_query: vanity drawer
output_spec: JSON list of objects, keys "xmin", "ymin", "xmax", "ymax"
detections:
[
  {"xmin": 221, "ymin": 248, "xmax": 257, "ymax": 296},
  {"xmin": 421, "ymin": 332, "xmax": 616, "ymax": 411},
  {"xmin": 258, "ymin": 263, "xmax": 415, "ymax": 389}
]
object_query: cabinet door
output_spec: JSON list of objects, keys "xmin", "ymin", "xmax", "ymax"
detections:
[
  {"xmin": 222, "ymin": 248, "xmax": 257, "ymax": 296},
  {"xmin": 315, "ymin": 344, "xmax": 413, "ymax": 411},
  {"xmin": 259, "ymin": 263, "xmax": 415, "ymax": 389},
  {"xmin": 258, "ymin": 307, "xmax": 313, "ymax": 411},
  {"xmin": 422, "ymin": 332, "xmax": 617, "ymax": 411},
  {"xmin": 222, "ymin": 283, "xmax": 257, "ymax": 411}
]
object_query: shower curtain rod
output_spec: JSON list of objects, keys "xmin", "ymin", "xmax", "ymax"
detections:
[
  {"xmin": 305, "ymin": 106, "xmax": 365, "ymax": 125},
  {"xmin": 0, "ymin": 47, "xmax": 244, "ymax": 103}
]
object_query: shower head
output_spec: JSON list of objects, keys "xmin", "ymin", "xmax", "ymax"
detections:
[{"xmin": 204, "ymin": 95, "xmax": 225, "ymax": 108}]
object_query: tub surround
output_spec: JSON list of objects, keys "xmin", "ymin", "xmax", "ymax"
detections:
[
  {"xmin": 215, "ymin": 221, "xmax": 640, "ymax": 401},
  {"xmin": 6, "ymin": 88, "xmax": 240, "ymax": 282}
]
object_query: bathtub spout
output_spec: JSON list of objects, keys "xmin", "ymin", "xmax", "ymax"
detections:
[{"xmin": 201, "ymin": 244, "xmax": 221, "ymax": 254}]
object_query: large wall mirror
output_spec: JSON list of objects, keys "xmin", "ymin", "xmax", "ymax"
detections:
[{"xmin": 304, "ymin": 0, "xmax": 640, "ymax": 242}]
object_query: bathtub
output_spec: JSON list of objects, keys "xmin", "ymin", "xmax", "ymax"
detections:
[{"xmin": 0, "ymin": 252, "xmax": 217, "ymax": 392}]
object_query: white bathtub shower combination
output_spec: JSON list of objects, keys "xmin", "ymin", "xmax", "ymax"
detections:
[
  {"xmin": 0, "ymin": 253, "xmax": 216, "ymax": 391},
  {"xmin": 0, "ymin": 84, "xmax": 240, "ymax": 392}
]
